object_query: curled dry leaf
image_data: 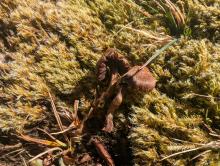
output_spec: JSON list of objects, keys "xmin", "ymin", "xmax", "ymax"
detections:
[{"xmin": 122, "ymin": 65, "xmax": 156, "ymax": 92}]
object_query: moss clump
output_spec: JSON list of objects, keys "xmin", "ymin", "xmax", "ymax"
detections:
[
  {"xmin": 1, "ymin": 0, "xmax": 220, "ymax": 165},
  {"xmin": 0, "ymin": 0, "xmax": 152, "ymax": 131},
  {"xmin": 129, "ymin": 38, "xmax": 220, "ymax": 165},
  {"xmin": 188, "ymin": 0, "xmax": 220, "ymax": 42}
]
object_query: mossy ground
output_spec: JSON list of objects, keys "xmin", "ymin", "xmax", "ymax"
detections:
[{"xmin": 0, "ymin": 0, "xmax": 220, "ymax": 165}]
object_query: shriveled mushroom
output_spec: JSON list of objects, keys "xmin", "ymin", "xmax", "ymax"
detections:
[
  {"xmin": 122, "ymin": 65, "xmax": 156, "ymax": 91},
  {"xmin": 96, "ymin": 50, "xmax": 156, "ymax": 133},
  {"xmin": 96, "ymin": 48, "xmax": 130, "ymax": 133},
  {"xmin": 102, "ymin": 65, "xmax": 156, "ymax": 132},
  {"xmin": 96, "ymin": 48, "xmax": 130, "ymax": 85}
]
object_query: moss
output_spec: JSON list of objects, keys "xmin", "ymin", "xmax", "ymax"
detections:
[
  {"xmin": 1, "ymin": 0, "xmax": 220, "ymax": 165},
  {"xmin": 188, "ymin": 0, "xmax": 220, "ymax": 42},
  {"xmin": 129, "ymin": 38, "xmax": 220, "ymax": 165}
]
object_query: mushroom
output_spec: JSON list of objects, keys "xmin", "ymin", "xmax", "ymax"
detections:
[
  {"xmin": 102, "ymin": 66, "xmax": 156, "ymax": 132},
  {"xmin": 96, "ymin": 49, "xmax": 130, "ymax": 133},
  {"xmin": 96, "ymin": 48, "xmax": 130, "ymax": 85},
  {"xmin": 96, "ymin": 49, "xmax": 156, "ymax": 133},
  {"xmin": 122, "ymin": 65, "xmax": 156, "ymax": 92}
]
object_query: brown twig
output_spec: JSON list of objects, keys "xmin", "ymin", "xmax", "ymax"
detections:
[
  {"xmin": 0, "ymin": 143, "xmax": 22, "ymax": 152},
  {"xmin": 73, "ymin": 100, "xmax": 79, "ymax": 119}
]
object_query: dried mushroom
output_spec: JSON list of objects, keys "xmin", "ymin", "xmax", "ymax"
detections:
[
  {"xmin": 96, "ymin": 48, "xmax": 156, "ymax": 133},
  {"xmin": 96, "ymin": 48, "xmax": 131, "ymax": 84}
]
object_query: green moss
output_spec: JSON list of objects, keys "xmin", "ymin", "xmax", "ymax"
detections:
[
  {"xmin": 188, "ymin": 0, "xmax": 220, "ymax": 42},
  {"xmin": 1, "ymin": 0, "xmax": 220, "ymax": 164},
  {"xmin": 129, "ymin": 38, "xmax": 220, "ymax": 165}
]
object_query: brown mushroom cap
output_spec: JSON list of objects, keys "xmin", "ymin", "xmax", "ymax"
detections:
[
  {"xmin": 122, "ymin": 65, "xmax": 156, "ymax": 91},
  {"xmin": 96, "ymin": 48, "xmax": 130, "ymax": 82}
]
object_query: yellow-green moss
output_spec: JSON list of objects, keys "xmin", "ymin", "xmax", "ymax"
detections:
[
  {"xmin": 1, "ymin": 0, "xmax": 220, "ymax": 165},
  {"xmin": 129, "ymin": 38, "xmax": 220, "ymax": 165}
]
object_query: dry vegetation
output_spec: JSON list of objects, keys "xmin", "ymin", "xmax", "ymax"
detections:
[{"xmin": 0, "ymin": 0, "xmax": 220, "ymax": 165}]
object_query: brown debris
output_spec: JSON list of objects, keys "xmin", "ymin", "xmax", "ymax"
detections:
[
  {"xmin": 62, "ymin": 150, "xmax": 75, "ymax": 165},
  {"xmin": 77, "ymin": 153, "xmax": 92, "ymax": 164},
  {"xmin": 91, "ymin": 137, "xmax": 115, "ymax": 166},
  {"xmin": 0, "ymin": 143, "xmax": 22, "ymax": 152}
]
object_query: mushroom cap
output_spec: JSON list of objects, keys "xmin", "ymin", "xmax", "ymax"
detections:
[
  {"xmin": 122, "ymin": 65, "xmax": 156, "ymax": 92},
  {"xmin": 96, "ymin": 48, "xmax": 130, "ymax": 82}
]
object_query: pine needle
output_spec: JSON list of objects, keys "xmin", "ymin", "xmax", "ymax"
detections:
[
  {"xmin": 37, "ymin": 128, "xmax": 67, "ymax": 147},
  {"xmin": 48, "ymin": 91, "xmax": 69, "ymax": 143},
  {"xmin": 19, "ymin": 134, "xmax": 65, "ymax": 147},
  {"xmin": 28, "ymin": 147, "xmax": 62, "ymax": 163}
]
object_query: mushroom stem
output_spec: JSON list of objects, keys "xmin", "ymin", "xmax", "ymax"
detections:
[
  {"xmin": 102, "ymin": 86, "xmax": 123, "ymax": 133},
  {"xmin": 95, "ymin": 71, "xmax": 119, "ymax": 110},
  {"xmin": 110, "ymin": 69, "xmax": 119, "ymax": 86}
]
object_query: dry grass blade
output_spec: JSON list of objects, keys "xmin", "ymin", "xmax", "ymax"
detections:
[
  {"xmin": 171, "ymin": 138, "xmax": 204, "ymax": 146},
  {"xmin": 161, "ymin": 146, "xmax": 202, "ymax": 161},
  {"xmin": 91, "ymin": 137, "xmax": 115, "ymax": 166},
  {"xmin": 164, "ymin": 0, "xmax": 185, "ymax": 25},
  {"xmin": 28, "ymin": 147, "xmax": 62, "ymax": 163},
  {"xmin": 139, "ymin": 38, "xmax": 177, "ymax": 70},
  {"xmin": 51, "ymin": 125, "xmax": 75, "ymax": 135},
  {"xmin": 37, "ymin": 128, "xmax": 67, "ymax": 147},
  {"xmin": 154, "ymin": 0, "xmax": 185, "ymax": 29},
  {"xmin": 190, "ymin": 150, "xmax": 211, "ymax": 161},
  {"xmin": 19, "ymin": 134, "xmax": 66, "ymax": 147},
  {"xmin": 48, "ymin": 91, "xmax": 69, "ymax": 143},
  {"xmin": 162, "ymin": 140, "xmax": 220, "ymax": 161},
  {"xmin": 118, "ymin": 26, "xmax": 172, "ymax": 44},
  {"xmin": 119, "ymin": 38, "xmax": 177, "ymax": 79},
  {"xmin": 123, "ymin": 0, "xmax": 151, "ymax": 17}
]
